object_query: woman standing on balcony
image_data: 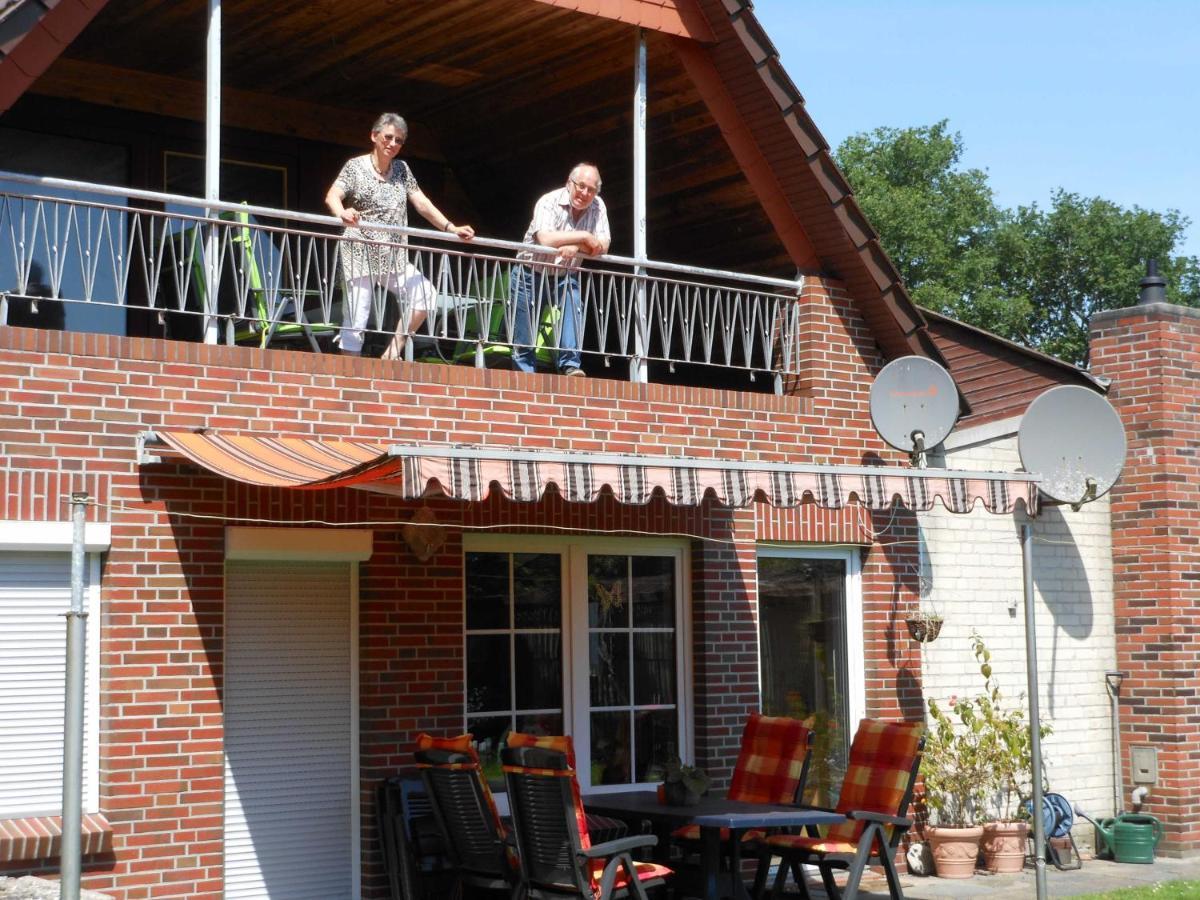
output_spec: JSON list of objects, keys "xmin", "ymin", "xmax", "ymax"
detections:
[{"xmin": 325, "ymin": 112, "xmax": 475, "ymax": 357}]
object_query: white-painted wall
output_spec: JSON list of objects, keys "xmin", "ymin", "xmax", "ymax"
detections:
[{"xmin": 917, "ymin": 417, "xmax": 1116, "ymax": 846}]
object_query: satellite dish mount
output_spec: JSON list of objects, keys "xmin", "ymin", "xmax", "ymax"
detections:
[{"xmin": 869, "ymin": 357, "xmax": 960, "ymax": 469}]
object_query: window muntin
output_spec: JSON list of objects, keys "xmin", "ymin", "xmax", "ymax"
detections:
[
  {"xmin": 465, "ymin": 551, "xmax": 564, "ymax": 778},
  {"xmin": 586, "ymin": 554, "xmax": 678, "ymax": 786},
  {"xmin": 463, "ymin": 538, "xmax": 688, "ymax": 790}
]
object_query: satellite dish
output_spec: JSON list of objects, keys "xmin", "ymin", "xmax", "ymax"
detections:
[
  {"xmin": 870, "ymin": 356, "xmax": 960, "ymax": 463},
  {"xmin": 1018, "ymin": 385, "xmax": 1126, "ymax": 506}
]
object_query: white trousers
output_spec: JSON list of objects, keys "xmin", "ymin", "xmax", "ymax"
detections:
[{"xmin": 339, "ymin": 265, "xmax": 437, "ymax": 353}]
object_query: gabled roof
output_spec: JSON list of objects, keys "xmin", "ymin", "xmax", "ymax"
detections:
[{"xmin": 922, "ymin": 307, "xmax": 1104, "ymax": 427}]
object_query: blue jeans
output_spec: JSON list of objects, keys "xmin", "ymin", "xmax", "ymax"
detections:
[{"xmin": 510, "ymin": 265, "xmax": 582, "ymax": 373}]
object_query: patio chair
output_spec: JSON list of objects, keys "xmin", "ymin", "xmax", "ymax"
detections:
[
  {"xmin": 175, "ymin": 208, "xmax": 339, "ymax": 350},
  {"xmin": 413, "ymin": 732, "xmax": 517, "ymax": 899},
  {"xmin": 753, "ymin": 719, "xmax": 925, "ymax": 900},
  {"xmin": 671, "ymin": 713, "xmax": 813, "ymax": 862},
  {"xmin": 501, "ymin": 733, "xmax": 671, "ymax": 899}
]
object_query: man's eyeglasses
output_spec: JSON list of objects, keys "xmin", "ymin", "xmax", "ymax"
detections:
[{"xmin": 569, "ymin": 179, "xmax": 600, "ymax": 196}]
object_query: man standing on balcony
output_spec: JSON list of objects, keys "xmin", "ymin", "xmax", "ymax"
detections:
[{"xmin": 511, "ymin": 162, "xmax": 610, "ymax": 376}]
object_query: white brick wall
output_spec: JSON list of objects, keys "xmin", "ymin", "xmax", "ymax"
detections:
[{"xmin": 917, "ymin": 417, "xmax": 1117, "ymax": 842}]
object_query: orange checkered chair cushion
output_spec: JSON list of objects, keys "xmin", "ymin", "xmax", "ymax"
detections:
[
  {"xmin": 673, "ymin": 713, "xmax": 810, "ymax": 843},
  {"xmin": 766, "ymin": 718, "xmax": 923, "ymax": 855},
  {"xmin": 728, "ymin": 713, "xmax": 811, "ymax": 804}
]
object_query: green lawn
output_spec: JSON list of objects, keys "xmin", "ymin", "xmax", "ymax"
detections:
[{"xmin": 1074, "ymin": 881, "xmax": 1200, "ymax": 899}]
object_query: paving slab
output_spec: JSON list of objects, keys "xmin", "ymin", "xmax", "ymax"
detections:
[{"xmin": 787, "ymin": 855, "xmax": 1200, "ymax": 898}]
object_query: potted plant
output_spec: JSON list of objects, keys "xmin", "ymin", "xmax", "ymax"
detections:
[
  {"xmin": 920, "ymin": 685, "xmax": 988, "ymax": 879},
  {"xmin": 905, "ymin": 610, "xmax": 944, "ymax": 643},
  {"xmin": 661, "ymin": 756, "xmax": 711, "ymax": 806},
  {"xmin": 964, "ymin": 632, "xmax": 1053, "ymax": 874}
]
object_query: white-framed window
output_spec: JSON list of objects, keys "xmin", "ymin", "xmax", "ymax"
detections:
[
  {"xmin": 463, "ymin": 535, "xmax": 691, "ymax": 791},
  {"xmin": 0, "ymin": 522, "xmax": 108, "ymax": 818},
  {"xmin": 755, "ymin": 545, "xmax": 864, "ymax": 804}
]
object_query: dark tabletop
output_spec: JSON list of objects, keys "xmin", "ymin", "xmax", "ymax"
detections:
[{"xmin": 585, "ymin": 788, "xmax": 845, "ymax": 830}]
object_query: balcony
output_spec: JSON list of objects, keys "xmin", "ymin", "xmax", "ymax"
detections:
[{"xmin": 0, "ymin": 172, "xmax": 806, "ymax": 392}]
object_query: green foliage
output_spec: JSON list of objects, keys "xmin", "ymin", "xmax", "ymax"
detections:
[
  {"xmin": 835, "ymin": 121, "xmax": 1200, "ymax": 366},
  {"xmin": 921, "ymin": 631, "xmax": 1051, "ymax": 825},
  {"xmin": 664, "ymin": 756, "xmax": 711, "ymax": 797}
]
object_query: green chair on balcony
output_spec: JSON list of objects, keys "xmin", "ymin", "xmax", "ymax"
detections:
[
  {"xmin": 417, "ymin": 274, "xmax": 563, "ymax": 370},
  {"xmin": 175, "ymin": 208, "xmax": 340, "ymax": 351}
]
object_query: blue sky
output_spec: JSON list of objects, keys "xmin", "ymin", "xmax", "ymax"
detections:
[{"xmin": 752, "ymin": 1, "xmax": 1200, "ymax": 259}]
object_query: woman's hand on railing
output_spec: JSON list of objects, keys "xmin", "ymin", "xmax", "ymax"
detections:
[
  {"xmin": 448, "ymin": 223, "xmax": 475, "ymax": 241},
  {"xmin": 338, "ymin": 207, "xmax": 361, "ymax": 226}
]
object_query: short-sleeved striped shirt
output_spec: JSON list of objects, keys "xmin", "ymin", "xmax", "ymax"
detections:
[{"xmin": 519, "ymin": 186, "xmax": 611, "ymax": 268}]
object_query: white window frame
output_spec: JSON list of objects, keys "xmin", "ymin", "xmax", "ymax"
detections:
[
  {"xmin": 0, "ymin": 521, "xmax": 108, "ymax": 818},
  {"xmin": 755, "ymin": 545, "xmax": 865, "ymax": 731},
  {"xmin": 463, "ymin": 535, "xmax": 692, "ymax": 791}
]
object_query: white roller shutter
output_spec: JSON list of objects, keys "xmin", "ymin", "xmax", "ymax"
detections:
[
  {"xmin": 224, "ymin": 561, "xmax": 358, "ymax": 900},
  {"xmin": 0, "ymin": 551, "xmax": 99, "ymax": 817}
]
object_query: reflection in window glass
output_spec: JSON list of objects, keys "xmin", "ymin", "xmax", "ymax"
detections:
[
  {"xmin": 587, "ymin": 554, "xmax": 677, "ymax": 786},
  {"xmin": 587, "ymin": 555, "xmax": 627, "ymax": 629},
  {"xmin": 0, "ymin": 127, "xmax": 129, "ymax": 336},
  {"xmin": 758, "ymin": 555, "xmax": 849, "ymax": 805},
  {"xmin": 464, "ymin": 552, "xmax": 563, "ymax": 758}
]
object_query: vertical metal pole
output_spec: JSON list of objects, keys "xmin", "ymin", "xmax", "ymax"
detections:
[
  {"xmin": 1021, "ymin": 521, "xmax": 1047, "ymax": 900},
  {"xmin": 203, "ymin": 0, "xmax": 222, "ymax": 344},
  {"xmin": 1106, "ymin": 672, "xmax": 1125, "ymax": 815},
  {"xmin": 630, "ymin": 28, "xmax": 649, "ymax": 383},
  {"xmin": 60, "ymin": 492, "xmax": 89, "ymax": 900}
]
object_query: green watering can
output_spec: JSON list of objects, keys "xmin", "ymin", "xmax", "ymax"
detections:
[{"xmin": 1094, "ymin": 813, "xmax": 1163, "ymax": 864}]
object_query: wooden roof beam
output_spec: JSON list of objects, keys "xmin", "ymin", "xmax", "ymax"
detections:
[{"xmin": 26, "ymin": 57, "xmax": 446, "ymax": 161}]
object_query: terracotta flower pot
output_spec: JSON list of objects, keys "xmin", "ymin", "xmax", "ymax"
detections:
[
  {"xmin": 982, "ymin": 821, "xmax": 1028, "ymax": 873},
  {"xmin": 927, "ymin": 824, "xmax": 983, "ymax": 879}
]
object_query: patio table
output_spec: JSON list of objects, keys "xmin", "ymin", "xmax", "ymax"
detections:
[{"xmin": 585, "ymin": 788, "xmax": 844, "ymax": 900}]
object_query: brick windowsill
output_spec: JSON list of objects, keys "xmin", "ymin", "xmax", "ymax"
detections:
[{"xmin": 0, "ymin": 814, "xmax": 112, "ymax": 864}]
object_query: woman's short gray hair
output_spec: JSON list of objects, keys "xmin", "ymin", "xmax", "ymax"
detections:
[{"xmin": 371, "ymin": 113, "xmax": 409, "ymax": 141}]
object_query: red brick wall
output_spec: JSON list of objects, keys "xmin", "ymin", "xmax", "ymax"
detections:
[
  {"xmin": 0, "ymin": 276, "xmax": 924, "ymax": 897},
  {"xmin": 1091, "ymin": 303, "xmax": 1200, "ymax": 856}
]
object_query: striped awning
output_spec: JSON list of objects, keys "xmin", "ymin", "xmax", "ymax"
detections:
[{"xmin": 143, "ymin": 431, "xmax": 1039, "ymax": 514}]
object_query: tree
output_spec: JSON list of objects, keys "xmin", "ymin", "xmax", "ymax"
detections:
[{"xmin": 835, "ymin": 121, "xmax": 1200, "ymax": 366}]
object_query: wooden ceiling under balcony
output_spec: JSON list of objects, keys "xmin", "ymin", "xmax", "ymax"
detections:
[{"xmin": 40, "ymin": 0, "xmax": 793, "ymax": 277}]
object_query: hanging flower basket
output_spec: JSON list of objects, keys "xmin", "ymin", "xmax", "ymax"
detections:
[{"xmin": 906, "ymin": 614, "xmax": 944, "ymax": 643}]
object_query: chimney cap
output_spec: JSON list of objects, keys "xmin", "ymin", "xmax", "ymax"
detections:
[{"xmin": 1138, "ymin": 258, "xmax": 1167, "ymax": 306}]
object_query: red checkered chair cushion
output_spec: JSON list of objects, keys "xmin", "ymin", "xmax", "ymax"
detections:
[
  {"xmin": 766, "ymin": 718, "xmax": 923, "ymax": 854},
  {"xmin": 673, "ymin": 713, "xmax": 810, "ymax": 843}
]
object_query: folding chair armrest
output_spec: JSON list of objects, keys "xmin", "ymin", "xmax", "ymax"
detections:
[
  {"xmin": 844, "ymin": 809, "xmax": 912, "ymax": 829},
  {"xmin": 844, "ymin": 811, "xmax": 907, "ymax": 830},
  {"xmin": 581, "ymin": 834, "xmax": 659, "ymax": 858}
]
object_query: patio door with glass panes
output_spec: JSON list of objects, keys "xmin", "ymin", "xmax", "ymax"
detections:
[
  {"xmin": 756, "ymin": 548, "xmax": 863, "ymax": 806},
  {"xmin": 463, "ymin": 538, "xmax": 689, "ymax": 790}
]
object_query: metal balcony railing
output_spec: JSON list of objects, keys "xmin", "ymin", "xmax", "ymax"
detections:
[{"xmin": 0, "ymin": 171, "xmax": 805, "ymax": 389}]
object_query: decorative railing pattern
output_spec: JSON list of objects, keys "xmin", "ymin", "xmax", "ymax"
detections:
[{"xmin": 0, "ymin": 172, "xmax": 803, "ymax": 387}]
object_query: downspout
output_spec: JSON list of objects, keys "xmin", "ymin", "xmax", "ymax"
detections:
[
  {"xmin": 59, "ymin": 492, "xmax": 89, "ymax": 900},
  {"xmin": 1021, "ymin": 521, "xmax": 1047, "ymax": 900}
]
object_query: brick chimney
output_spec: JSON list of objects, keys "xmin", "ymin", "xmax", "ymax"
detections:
[{"xmin": 1089, "ymin": 263, "xmax": 1200, "ymax": 856}]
